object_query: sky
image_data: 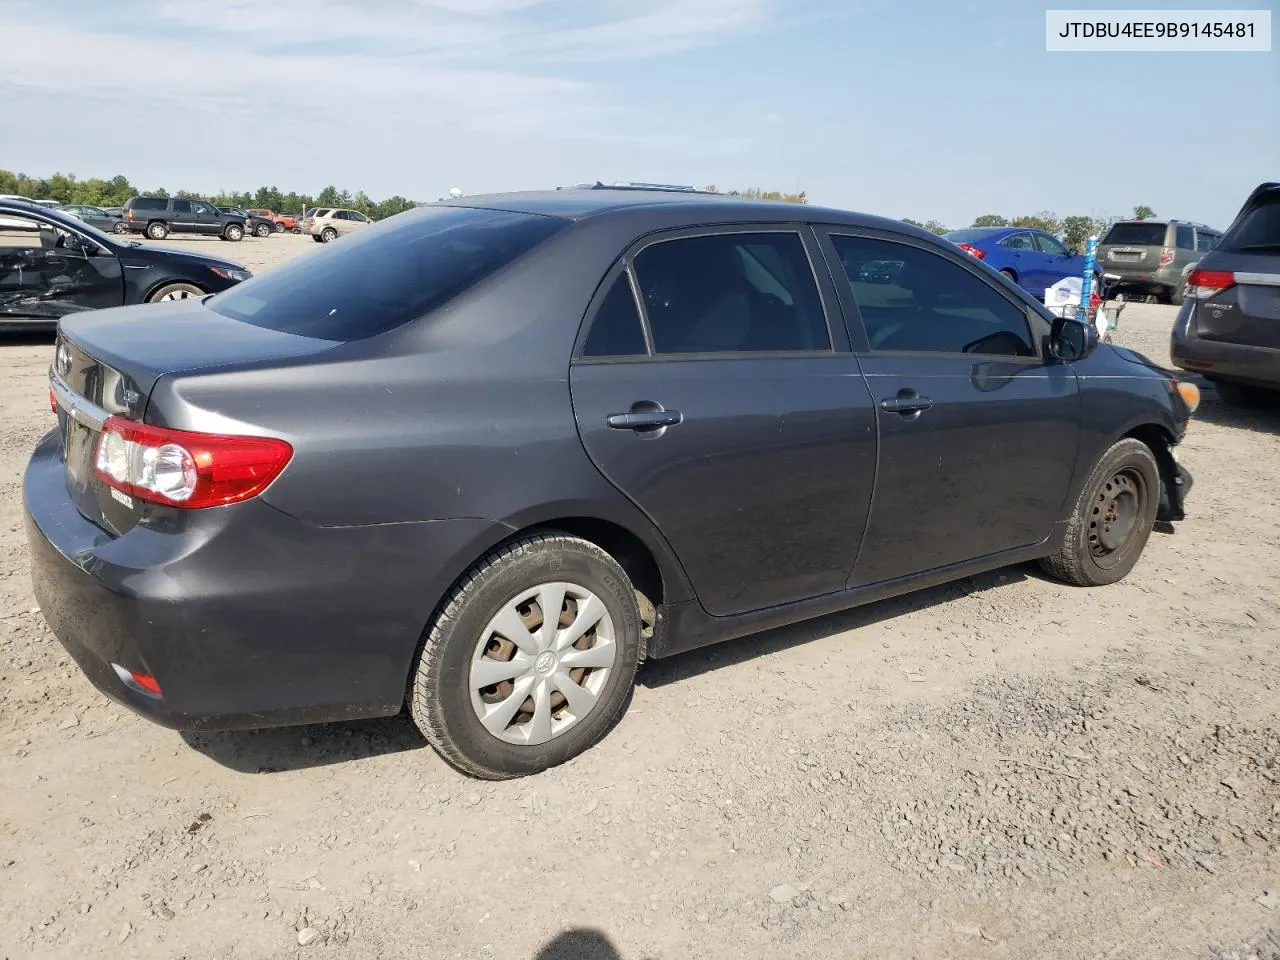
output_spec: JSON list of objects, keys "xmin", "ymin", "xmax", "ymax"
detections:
[{"xmin": 1, "ymin": 0, "xmax": 1275, "ymax": 229}]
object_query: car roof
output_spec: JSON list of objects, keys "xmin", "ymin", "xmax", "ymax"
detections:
[{"xmin": 437, "ymin": 187, "xmax": 906, "ymax": 232}]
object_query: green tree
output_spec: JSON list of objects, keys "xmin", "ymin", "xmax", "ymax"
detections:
[
  {"xmin": 972, "ymin": 214, "xmax": 1008, "ymax": 227},
  {"xmin": 1133, "ymin": 204, "xmax": 1155, "ymax": 219},
  {"xmin": 1061, "ymin": 215, "xmax": 1094, "ymax": 250},
  {"xmin": 901, "ymin": 217, "xmax": 925, "ymax": 228},
  {"xmin": 922, "ymin": 219, "xmax": 949, "ymax": 235},
  {"xmin": 1011, "ymin": 211, "xmax": 1062, "ymax": 235}
]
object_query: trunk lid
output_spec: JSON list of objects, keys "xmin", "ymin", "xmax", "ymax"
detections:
[{"xmin": 53, "ymin": 300, "xmax": 340, "ymax": 536}]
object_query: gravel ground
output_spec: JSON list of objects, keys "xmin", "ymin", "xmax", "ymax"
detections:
[{"xmin": 0, "ymin": 240, "xmax": 1276, "ymax": 959}]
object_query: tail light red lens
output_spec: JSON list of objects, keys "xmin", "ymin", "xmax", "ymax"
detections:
[
  {"xmin": 1185, "ymin": 269, "xmax": 1236, "ymax": 300},
  {"xmin": 1159, "ymin": 247, "xmax": 1175, "ymax": 266},
  {"xmin": 957, "ymin": 242, "xmax": 987, "ymax": 260},
  {"xmin": 93, "ymin": 417, "xmax": 293, "ymax": 509}
]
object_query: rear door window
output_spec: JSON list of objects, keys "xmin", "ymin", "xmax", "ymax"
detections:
[
  {"xmin": 831, "ymin": 234, "xmax": 1035, "ymax": 357},
  {"xmin": 171, "ymin": 200, "xmax": 191, "ymax": 214},
  {"xmin": 631, "ymin": 231, "xmax": 830, "ymax": 354},
  {"xmin": 581, "ymin": 272, "xmax": 647, "ymax": 357},
  {"xmin": 999, "ymin": 232, "xmax": 1036, "ymax": 251},
  {"xmin": 1102, "ymin": 222, "xmax": 1168, "ymax": 246},
  {"xmin": 208, "ymin": 206, "xmax": 567, "ymax": 341}
]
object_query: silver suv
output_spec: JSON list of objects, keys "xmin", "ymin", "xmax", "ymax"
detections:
[{"xmin": 1097, "ymin": 219, "xmax": 1221, "ymax": 305}]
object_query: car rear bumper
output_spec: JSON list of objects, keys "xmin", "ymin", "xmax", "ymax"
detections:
[
  {"xmin": 1102, "ymin": 264, "xmax": 1183, "ymax": 289},
  {"xmin": 1170, "ymin": 333, "xmax": 1280, "ymax": 389},
  {"xmin": 23, "ymin": 429, "xmax": 508, "ymax": 732}
]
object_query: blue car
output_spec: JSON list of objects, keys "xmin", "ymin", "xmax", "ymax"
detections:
[{"xmin": 943, "ymin": 227, "xmax": 1098, "ymax": 298}]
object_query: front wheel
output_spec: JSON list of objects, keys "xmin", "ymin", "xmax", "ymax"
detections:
[
  {"xmin": 1039, "ymin": 438, "xmax": 1160, "ymax": 587},
  {"xmin": 320, "ymin": 227, "xmax": 337, "ymax": 242},
  {"xmin": 410, "ymin": 533, "xmax": 642, "ymax": 780},
  {"xmin": 147, "ymin": 282, "xmax": 205, "ymax": 303}
]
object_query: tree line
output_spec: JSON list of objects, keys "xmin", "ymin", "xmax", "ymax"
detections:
[
  {"xmin": 0, "ymin": 169, "xmax": 810, "ymax": 221},
  {"xmin": 902, "ymin": 205, "xmax": 1157, "ymax": 250}
]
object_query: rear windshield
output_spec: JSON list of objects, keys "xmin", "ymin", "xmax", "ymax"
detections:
[
  {"xmin": 1220, "ymin": 194, "xmax": 1280, "ymax": 251},
  {"xmin": 128, "ymin": 197, "xmax": 167, "ymax": 211},
  {"xmin": 208, "ymin": 205, "xmax": 568, "ymax": 341},
  {"xmin": 943, "ymin": 228, "xmax": 1002, "ymax": 243},
  {"xmin": 1101, "ymin": 222, "xmax": 1167, "ymax": 246}
]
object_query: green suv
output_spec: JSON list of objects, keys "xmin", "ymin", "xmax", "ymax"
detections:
[{"xmin": 1097, "ymin": 219, "xmax": 1221, "ymax": 305}]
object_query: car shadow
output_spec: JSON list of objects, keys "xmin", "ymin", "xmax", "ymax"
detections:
[
  {"xmin": 640, "ymin": 564, "xmax": 1032, "ymax": 689},
  {"xmin": 0, "ymin": 330, "xmax": 55, "ymax": 346},
  {"xmin": 1187, "ymin": 377, "xmax": 1280, "ymax": 435},
  {"xmin": 180, "ymin": 714, "xmax": 426, "ymax": 774},
  {"xmin": 535, "ymin": 929, "xmax": 625, "ymax": 959}
]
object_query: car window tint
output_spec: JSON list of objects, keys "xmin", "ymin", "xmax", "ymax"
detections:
[
  {"xmin": 1035, "ymin": 233, "xmax": 1068, "ymax": 256},
  {"xmin": 831, "ymin": 235, "xmax": 1035, "ymax": 357},
  {"xmin": 208, "ymin": 206, "xmax": 567, "ymax": 341},
  {"xmin": 999, "ymin": 232, "xmax": 1036, "ymax": 251},
  {"xmin": 1175, "ymin": 224, "xmax": 1194, "ymax": 249},
  {"xmin": 632, "ymin": 232, "xmax": 829, "ymax": 354},
  {"xmin": 582, "ymin": 272, "xmax": 647, "ymax": 357},
  {"xmin": 1195, "ymin": 231, "xmax": 1218, "ymax": 252},
  {"xmin": 171, "ymin": 200, "xmax": 191, "ymax": 214},
  {"xmin": 1102, "ymin": 222, "xmax": 1167, "ymax": 246},
  {"xmin": 1221, "ymin": 194, "xmax": 1280, "ymax": 250},
  {"xmin": 131, "ymin": 197, "xmax": 166, "ymax": 211}
]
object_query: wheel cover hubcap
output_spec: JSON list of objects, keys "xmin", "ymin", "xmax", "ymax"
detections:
[{"xmin": 469, "ymin": 582, "xmax": 616, "ymax": 746}]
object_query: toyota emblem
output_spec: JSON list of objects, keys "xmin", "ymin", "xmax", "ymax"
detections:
[{"xmin": 55, "ymin": 342, "xmax": 72, "ymax": 378}]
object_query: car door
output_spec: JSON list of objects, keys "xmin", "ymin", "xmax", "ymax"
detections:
[
  {"xmin": 193, "ymin": 201, "xmax": 224, "ymax": 235},
  {"xmin": 997, "ymin": 232, "xmax": 1040, "ymax": 290},
  {"xmin": 569, "ymin": 226, "xmax": 878, "ymax": 617},
  {"xmin": 0, "ymin": 211, "xmax": 124, "ymax": 322},
  {"xmin": 168, "ymin": 199, "xmax": 197, "ymax": 234},
  {"xmin": 1032, "ymin": 231, "xmax": 1079, "ymax": 287},
  {"xmin": 819, "ymin": 230, "xmax": 1081, "ymax": 587}
]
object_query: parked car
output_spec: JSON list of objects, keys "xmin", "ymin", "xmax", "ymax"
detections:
[
  {"xmin": 103, "ymin": 207, "xmax": 124, "ymax": 219},
  {"xmin": 57, "ymin": 203, "xmax": 129, "ymax": 234},
  {"xmin": 122, "ymin": 196, "xmax": 245, "ymax": 242},
  {"xmin": 0, "ymin": 199, "xmax": 250, "ymax": 330},
  {"xmin": 0, "ymin": 195, "xmax": 46, "ymax": 230},
  {"xmin": 247, "ymin": 209, "xmax": 299, "ymax": 233},
  {"xmin": 1170, "ymin": 182, "xmax": 1280, "ymax": 405},
  {"xmin": 218, "ymin": 206, "xmax": 274, "ymax": 238},
  {"xmin": 1096, "ymin": 219, "xmax": 1221, "ymax": 305},
  {"xmin": 26, "ymin": 188, "xmax": 1198, "ymax": 780},
  {"xmin": 943, "ymin": 226, "xmax": 1099, "ymax": 298},
  {"xmin": 306, "ymin": 207, "xmax": 373, "ymax": 243}
]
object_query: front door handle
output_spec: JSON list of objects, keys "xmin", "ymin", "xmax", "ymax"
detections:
[
  {"xmin": 879, "ymin": 394, "xmax": 933, "ymax": 415},
  {"xmin": 606, "ymin": 408, "xmax": 683, "ymax": 431}
]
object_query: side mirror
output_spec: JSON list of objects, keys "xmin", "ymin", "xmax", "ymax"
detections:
[{"xmin": 1049, "ymin": 315, "xmax": 1098, "ymax": 361}]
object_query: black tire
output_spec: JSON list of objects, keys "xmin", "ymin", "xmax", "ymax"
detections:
[
  {"xmin": 112, "ymin": 221, "xmax": 128, "ymax": 235},
  {"xmin": 1000, "ymin": 268, "xmax": 1017, "ymax": 283},
  {"xmin": 410, "ymin": 533, "xmax": 642, "ymax": 780},
  {"xmin": 1216, "ymin": 380, "xmax": 1276, "ymax": 407},
  {"xmin": 292, "ymin": 226, "xmax": 301, "ymax": 234},
  {"xmin": 1169, "ymin": 283, "xmax": 1186, "ymax": 307},
  {"xmin": 147, "ymin": 281, "xmax": 206, "ymax": 303},
  {"xmin": 320, "ymin": 227, "xmax": 337, "ymax": 243},
  {"xmin": 223, "ymin": 223, "xmax": 244, "ymax": 242},
  {"xmin": 146, "ymin": 221, "xmax": 168, "ymax": 240},
  {"xmin": 273, "ymin": 222, "xmax": 285, "ymax": 233},
  {"xmin": 254, "ymin": 222, "xmax": 271, "ymax": 238},
  {"xmin": 1040, "ymin": 438, "xmax": 1160, "ymax": 587}
]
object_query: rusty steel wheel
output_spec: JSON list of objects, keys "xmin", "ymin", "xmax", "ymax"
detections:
[{"xmin": 1087, "ymin": 467, "xmax": 1147, "ymax": 569}]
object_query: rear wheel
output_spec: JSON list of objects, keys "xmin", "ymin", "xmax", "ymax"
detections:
[
  {"xmin": 320, "ymin": 227, "xmax": 337, "ymax": 243},
  {"xmin": 410, "ymin": 533, "xmax": 642, "ymax": 780},
  {"xmin": 146, "ymin": 221, "xmax": 168, "ymax": 240},
  {"xmin": 1040, "ymin": 438, "xmax": 1160, "ymax": 587},
  {"xmin": 112, "ymin": 221, "xmax": 129, "ymax": 235},
  {"xmin": 273, "ymin": 222, "xmax": 285, "ymax": 233},
  {"xmin": 1000, "ymin": 268, "xmax": 1017, "ymax": 284},
  {"xmin": 147, "ymin": 282, "xmax": 205, "ymax": 303},
  {"xmin": 254, "ymin": 222, "xmax": 271, "ymax": 238}
]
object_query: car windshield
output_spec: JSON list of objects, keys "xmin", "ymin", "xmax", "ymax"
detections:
[
  {"xmin": 1220, "ymin": 193, "xmax": 1280, "ymax": 251},
  {"xmin": 1102, "ymin": 222, "xmax": 1167, "ymax": 246},
  {"xmin": 943, "ymin": 228, "xmax": 1002, "ymax": 243},
  {"xmin": 207, "ymin": 205, "xmax": 568, "ymax": 341}
]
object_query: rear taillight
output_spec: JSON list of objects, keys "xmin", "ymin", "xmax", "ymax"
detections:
[
  {"xmin": 957, "ymin": 242, "xmax": 987, "ymax": 260},
  {"xmin": 1186, "ymin": 269, "xmax": 1236, "ymax": 300},
  {"xmin": 93, "ymin": 417, "xmax": 292, "ymax": 509},
  {"xmin": 126, "ymin": 210, "xmax": 134, "ymax": 221},
  {"xmin": 1159, "ymin": 247, "xmax": 1175, "ymax": 266}
]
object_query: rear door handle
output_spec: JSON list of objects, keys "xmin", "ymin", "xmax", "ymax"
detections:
[
  {"xmin": 879, "ymin": 395, "xmax": 933, "ymax": 415},
  {"xmin": 606, "ymin": 409, "xmax": 683, "ymax": 430}
]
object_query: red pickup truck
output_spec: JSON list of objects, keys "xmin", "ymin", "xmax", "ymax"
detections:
[{"xmin": 247, "ymin": 209, "xmax": 300, "ymax": 233}]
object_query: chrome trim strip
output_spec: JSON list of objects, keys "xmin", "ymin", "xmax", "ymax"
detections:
[
  {"xmin": 50, "ymin": 374, "xmax": 108, "ymax": 430},
  {"xmin": 1235, "ymin": 272, "xmax": 1280, "ymax": 287}
]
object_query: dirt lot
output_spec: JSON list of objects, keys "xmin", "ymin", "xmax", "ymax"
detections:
[{"xmin": 1, "ymin": 238, "xmax": 1277, "ymax": 960}]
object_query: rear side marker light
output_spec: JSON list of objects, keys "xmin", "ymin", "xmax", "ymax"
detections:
[
  {"xmin": 111, "ymin": 663, "xmax": 163, "ymax": 698},
  {"xmin": 1186, "ymin": 269, "xmax": 1236, "ymax": 300},
  {"xmin": 94, "ymin": 417, "xmax": 293, "ymax": 509}
]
